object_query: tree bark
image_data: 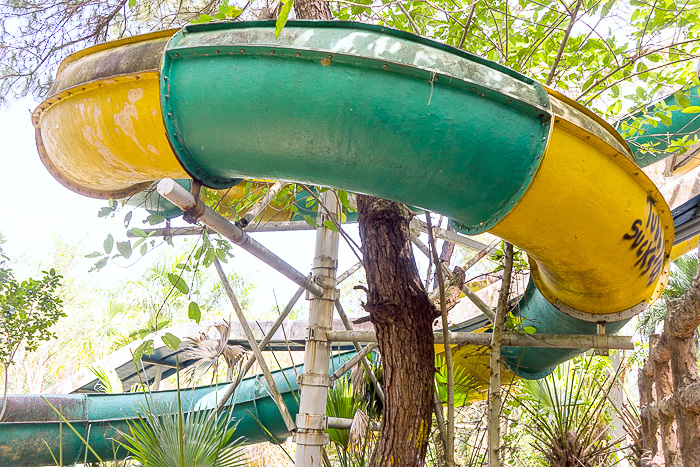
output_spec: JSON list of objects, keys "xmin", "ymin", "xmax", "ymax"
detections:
[
  {"xmin": 666, "ymin": 287, "xmax": 700, "ymax": 466},
  {"xmin": 650, "ymin": 334, "xmax": 681, "ymax": 466},
  {"xmin": 639, "ymin": 354, "xmax": 662, "ymax": 463},
  {"xmin": 294, "ymin": 0, "xmax": 333, "ymax": 21},
  {"xmin": 432, "ymin": 224, "xmax": 456, "ymax": 290},
  {"xmin": 357, "ymin": 195, "xmax": 439, "ymax": 467}
]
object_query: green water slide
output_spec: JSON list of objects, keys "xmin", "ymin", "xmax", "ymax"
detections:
[
  {"xmin": 0, "ymin": 353, "xmax": 354, "ymax": 466},
  {"xmin": 16, "ymin": 18, "xmax": 700, "ymax": 466}
]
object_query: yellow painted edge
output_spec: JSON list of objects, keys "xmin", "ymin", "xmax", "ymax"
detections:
[
  {"xmin": 32, "ymin": 72, "xmax": 163, "ymax": 200},
  {"xmin": 671, "ymin": 235, "xmax": 699, "ymax": 261}
]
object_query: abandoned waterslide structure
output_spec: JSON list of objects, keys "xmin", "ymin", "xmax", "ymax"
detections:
[{"xmin": 3, "ymin": 20, "xmax": 700, "ymax": 466}]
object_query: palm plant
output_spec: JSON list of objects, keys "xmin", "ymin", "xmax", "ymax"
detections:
[
  {"xmin": 183, "ymin": 321, "xmax": 249, "ymax": 384},
  {"xmin": 326, "ymin": 376, "xmax": 377, "ymax": 467},
  {"xmin": 517, "ymin": 357, "xmax": 627, "ymax": 467},
  {"xmin": 638, "ymin": 253, "xmax": 698, "ymax": 336},
  {"xmin": 119, "ymin": 364, "xmax": 247, "ymax": 467},
  {"xmin": 119, "ymin": 404, "xmax": 247, "ymax": 467}
]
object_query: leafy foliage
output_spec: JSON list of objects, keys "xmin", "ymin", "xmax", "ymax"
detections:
[
  {"xmin": 516, "ymin": 357, "xmax": 632, "ymax": 467},
  {"xmin": 638, "ymin": 253, "xmax": 698, "ymax": 336},
  {"xmin": 0, "ymin": 235, "xmax": 64, "ymax": 418},
  {"xmin": 119, "ymin": 403, "xmax": 247, "ymax": 467}
]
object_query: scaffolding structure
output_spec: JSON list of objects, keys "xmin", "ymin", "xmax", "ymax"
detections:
[{"xmin": 156, "ymin": 178, "xmax": 634, "ymax": 467}]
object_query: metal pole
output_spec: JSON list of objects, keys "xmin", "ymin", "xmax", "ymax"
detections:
[
  {"xmin": 411, "ymin": 217, "xmax": 487, "ymax": 251},
  {"xmin": 212, "ymin": 262, "xmax": 362, "ymax": 416},
  {"xmin": 213, "ymin": 257, "xmax": 296, "ymax": 432},
  {"xmin": 488, "ymin": 243, "xmax": 514, "ymax": 467},
  {"xmin": 333, "ymin": 300, "xmax": 386, "ymax": 404},
  {"xmin": 412, "ymin": 235, "xmax": 496, "ymax": 322},
  {"xmin": 152, "ymin": 365, "xmax": 163, "ymax": 390},
  {"xmin": 330, "ymin": 343, "xmax": 378, "ymax": 383},
  {"xmin": 213, "ymin": 281, "xmax": 307, "ymax": 415},
  {"xmin": 336, "ymin": 261, "xmax": 362, "ymax": 284},
  {"xmin": 157, "ymin": 179, "xmax": 323, "ymax": 297},
  {"xmin": 240, "ymin": 181, "xmax": 287, "ymax": 227},
  {"xmin": 295, "ymin": 190, "xmax": 340, "ymax": 467},
  {"xmin": 325, "ymin": 330, "xmax": 635, "ymax": 350}
]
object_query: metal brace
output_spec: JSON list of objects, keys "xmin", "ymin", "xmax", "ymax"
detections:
[
  {"xmin": 594, "ymin": 322, "xmax": 609, "ymax": 356},
  {"xmin": 292, "ymin": 430, "xmax": 329, "ymax": 446},
  {"xmin": 297, "ymin": 372, "xmax": 331, "ymax": 388},
  {"xmin": 295, "ymin": 413, "xmax": 328, "ymax": 430},
  {"xmin": 306, "ymin": 326, "xmax": 328, "ymax": 342}
]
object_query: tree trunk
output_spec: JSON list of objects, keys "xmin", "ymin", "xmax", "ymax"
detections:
[
  {"xmin": 639, "ymin": 350, "xmax": 662, "ymax": 464},
  {"xmin": 650, "ymin": 334, "xmax": 681, "ymax": 466},
  {"xmin": 432, "ymin": 224, "xmax": 456, "ymax": 290},
  {"xmin": 666, "ymin": 282, "xmax": 700, "ymax": 466},
  {"xmin": 357, "ymin": 195, "xmax": 439, "ymax": 467}
]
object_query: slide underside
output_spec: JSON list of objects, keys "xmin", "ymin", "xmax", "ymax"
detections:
[{"xmin": 13, "ymin": 19, "xmax": 688, "ymax": 464}]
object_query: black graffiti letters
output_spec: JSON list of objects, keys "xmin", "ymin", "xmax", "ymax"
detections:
[{"xmin": 622, "ymin": 198, "xmax": 665, "ymax": 287}]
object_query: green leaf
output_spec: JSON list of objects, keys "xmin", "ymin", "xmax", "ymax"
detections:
[
  {"xmin": 132, "ymin": 339, "xmax": 154, "ymax": 364},
  {"xmin": 85, "ymin": 252, "xmax": 102, "ymax": 258},
  {"xmin": 523, "ymin": 326, "xmax": 537, "ymax": 335},
  {"xmin": 191, "ymin": 14, "xmax": 213, "ymax": 23},
  {"xmin": 303, "ymin": 215, "xmax": 317, "ymax": 228},
  {"xmin": 681, "ymin": 106, "xmax": 700, "ymax": 113},
  {"xmin": 600, "ymin": 0, "xmax": 615, "ymax": 17},
  {"xmin": 130, "ymin": 228, "xmax": 148, "ymax": 237},
  {"xmin": 92, "ymin": 257, "xmax": 108, "ymax": 272},
  {"xmin": 128, "ymin": 0, "xmax": 136, "ymax": 7},
  {"xmin": 275, "ymin": 0, "xmax": 294, "ymax": 38},
  {"xmin": 338, "ymin": 190, "xmax": 350, "ymax": 209},
  {"xmin": 145, "ymin": 213, "xmax": 165, "ymax": 225},
  {"xmin": 162, "ymin": 333, "xmax": 181, "ymax": 350},
  {"xmin": 675, "ymin": 93, "xmax": 691, "ymax": 109},
  {"xmin": 322, "ymin": 220, "xmax": 338, "ymax": 232},
  {"xmin": 610, "ymin": 100, "xmax": 622, "ymax": 114},
  {"xmin": 117, "ymin": 241, "xmax": 132, "ymax": 259},
  {"xmin": 103, "ymin": 234, "xmax": 114, "ymax": 254},
  {"xmin": 123, "ymin": 211, "xmax": 133, "ymax": 228},
  {"xmin": 168, "ymin": 273, "xmax": 189, "ymax": 295},
  {"xmin": 188, "ymin": 302, "xmax": 201, "ymax": 323}
]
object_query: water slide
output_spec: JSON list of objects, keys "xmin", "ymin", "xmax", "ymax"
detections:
[
  {"xmin": 9, "ymin": 18, "xmax": 700, "ymax": 464},
  {"xmin": 0, "ymin": 352, "xmax": 354, "ymax": 466}
]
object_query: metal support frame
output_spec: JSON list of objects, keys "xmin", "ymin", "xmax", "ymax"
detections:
[
  {"xmin": 240, "ymin": 181, "xmax": 287, "ymax": 227},
  {"xmin": 157, "ymin": 179, "xmax": 323, "ymax": 296},
  {"xmin": 214, "ymin": 257, "xmax": 296, "ymax": 432},
  {"xmin": 295, "ymin": 190, "xmax": 340, "ymax": 467},
  {"xmin": 141, "ymin": 356, "xmax": 178, "ymax": 369},
  {"xmin": 128, "ymin": 219, "xmax": 487, "ymax": 252},
  {"xmin": 411, "ymin": 217, "xmax": 487, "ymax": 251},
  {"xmin": 334, "ymin": 300, "xmax": 386, "ymax": 404},
  {"xmin": 411, "ymin": 235, "xmax": 496, "ymax": 322},
  {"xmin": 326, "ymin": 330, "xmax": 634, "ymax": 350},
  {"xmin": 213, "ymin": 282, "xmax": 307, "ymax": 414},
  {"xmin": 152, "ymin": 365, "xmax": 163, "ymax": 390},
  {"xmin": 330, "ymin": 343, "xmax": 378, "ymax": 383}
]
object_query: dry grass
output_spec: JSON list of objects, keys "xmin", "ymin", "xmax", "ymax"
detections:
[{"xmin": 244, "ymin": 439, "xmax": 295, "ymax": 467}]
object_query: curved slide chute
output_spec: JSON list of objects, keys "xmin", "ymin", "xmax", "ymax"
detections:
[
  {"xmin": 0, "ymin": 353, "xmax": 354, "ymax": 467},
  {"xmin": 23, "ymin": 18, "xmax": 680, "ymax": 450}
]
